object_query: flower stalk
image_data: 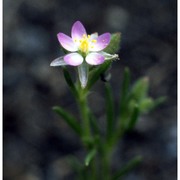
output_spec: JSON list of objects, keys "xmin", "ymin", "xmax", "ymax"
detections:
[{"xmin": 78, "ymin": 89, "xmax": 91, "ymax": 142}]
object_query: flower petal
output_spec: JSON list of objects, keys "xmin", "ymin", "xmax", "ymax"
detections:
[
  {"xmin": 50, "ymin": 56, "xmax": 67, "ymax": 66},
  {"xmin": 64, "ymin": 53, "xmax": 83, "ymax": 66},
  {"xmin": 71, "ymin": 21, "xmax": 87, "ymax": 40},
  {"xmin": 91, "ymin": 33, "xmax": 111, "ymax": 51},
  {"xmin": 57, "ymin": 33, "xmax": 78, "ymax": 52},
  {"xmin": 78, "ymin": 62, "xmax": 88, "ymax": 88},
  {"xmin": 85, "ymin": 53, "xmax": 105, "ymax": 65}
]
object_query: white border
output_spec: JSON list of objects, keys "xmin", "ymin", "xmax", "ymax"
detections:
[
  {"xmin": 177, "ymin": 0, "xmax": 179, "ymax": 179},
  {"xmin": 0, "ymin": 0, "xmax": 2, "ymax": 179}
]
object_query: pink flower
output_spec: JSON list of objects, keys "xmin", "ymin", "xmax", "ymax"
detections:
[
  {"xmin": 51, "ymin": 21, "xmax": 111, "ymax": 66},
  {"xmin": 50, "ymin": 21, "xmax": 118, "ymax": 87}
]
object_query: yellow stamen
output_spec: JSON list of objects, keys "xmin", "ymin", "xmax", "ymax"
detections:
[
  {"xmin": 78, "ymin": 34, "xmax": 97, "ymax": 53},
  {"xmin": 91, "ymin": 39, "xmax": 97, "ymax": 43}
]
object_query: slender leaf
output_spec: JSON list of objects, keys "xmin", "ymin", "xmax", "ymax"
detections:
[
  {"xmin": 119, "ymin": 67, "xmax": 131, "ymax": 112},
  {"xmin": 126, "ymin": 104, "xmax": 140, "ymax": 131},
  {"xmin": 85, "ymin": 149, "xmax": 97, "ymax": 166},
  {"xmin": 62, "ymin": 67, "xmax": 79, "ymax": 98},
  {"xmin": 53, "ymin": 106, "xmax": 82, "ymax": 136},
  {"xmin": 89, "ymin": 112, "xmax": 101, "ymax": 135},
  {"xmin": 113, "ymin": 156, "xmax": 142, "ymax": 180},
  {"xmin": 122, "ymin": 67, "xmax": 131, "ymax": 104},
  {"xmin": 105, "ymin": 83, "xmax": 115, "ymax": 140},
  {"xmin": 114, "ymin": 68, "xmax": 131, "ymax": 139}
]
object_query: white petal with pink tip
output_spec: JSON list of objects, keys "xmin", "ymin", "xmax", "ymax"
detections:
[
  {"xmin": 91, "ymin": 33, "xmax": 111, "ymax": 51},
  {"xmin": 71, "ymin": 21, "xmax": 87, "ymax": 41},
  {"xmin": 57, "ymin": 33, "xmax": 78, "ymax": 52},
  {"xmin": 85, "ymin": 53, "xmax": 105, "ymax": 65},
  {"xmin": 64, "ymin": 53, "xmax": 83, "ymax": 66}
]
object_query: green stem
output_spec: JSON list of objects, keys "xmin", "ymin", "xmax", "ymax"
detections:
[{"xmin": 101, "ymin": 148, "xmax": 112, "ymax": 180}]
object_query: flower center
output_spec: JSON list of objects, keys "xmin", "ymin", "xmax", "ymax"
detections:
[
  {"xmin": 75, "ymin": 34, "xmax": 97, "ymax": 54},
  {"xmin": 80, "ymin": 35, "xmax": 89, "ymax": 53}
]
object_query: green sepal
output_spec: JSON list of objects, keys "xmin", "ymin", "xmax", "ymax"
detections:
[
  {"xmin": 85, "ymin": 149, "xmax": 97, "ymax": 166},
  {"xmin": 112, "ymin": 156, "xmax": 142, "ymax": 180},
  {"xmin": 52, "ymin": 106, "xmax": 82, "ymax": 136},
  {"xmin": 104, "ymin": 33, "xmax": 121, "ymax": 54}
]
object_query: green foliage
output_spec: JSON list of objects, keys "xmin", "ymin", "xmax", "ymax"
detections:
[
  {"xmin": 52, "ymin": 106, "xmax": 82, "ymax": 136},
  {"xmin": 130, "ymin": 77, "xmax": 149, "ymax": 101},
  {"xmin": 126, "ymin": 104, "xmax": 140, "ymax": 131},
  {"xmin": 52, "ymin": 32, "xmax": 165, "ymax": 179},
  {"xmin": 85, "ymin": 61, "xmax": 112, "ymax": 92},
  {"xmin": 104, "ymin": 33, "xmax": 121, "ymax": 54},
  {"xmin": 85, "ymin": 148, "xmax": 97, "ymax": 166},
  {"xmin": 63, "ymin": 67, "xmax": 79, "ymax": 98},
  {"xmin": 105, "ymin": 83, "xmax": 115, "ymax": 142},
  {"xmin": 112, "ymin": 156, "xmax": 142, "ymax": 180},
  {"xmin": 118, "ymin": 68, "xmax": 166, "ymax": 132}
]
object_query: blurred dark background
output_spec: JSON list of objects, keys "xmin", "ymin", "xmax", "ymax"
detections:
[{"xmin": 3, "ymin": 0, "xmax": 177, "ymax": 179}]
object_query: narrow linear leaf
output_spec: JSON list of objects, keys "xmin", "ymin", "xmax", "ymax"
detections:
[
  {"xmin": 126, "ymin": 104, "xmax": 140, "ymax": 131},
  {"xmin": 53, "ymin": 106, "xmax": 82, "ymax": 136},
  {"xmin": 85, "ymin": 149, "xmax": 97, "ymax": 166},
  {"xmin": 85, "ymin": 61, "xmax": 111, "ymax": 91},
  {"xmin": 63, "ymin": 67, "xmax": 79, "ymax": 98},
  {"xmin": 89, "ymin": 112, "xmax": 101, "ymax": 135},
  {"xmin": 105, "ymin": 83, "xmax": 115, "ymax": 140},
  {"xmin": 122, "ymin": 68, "xmax": 130, "ymax": 97},
  {"xmin": 120, "ymin": 67, "xmax": 131, "ymax": 112},
  {"xmin": 115, "ymin": 68, "xmax": 131, "ymax": 139},
  {"xmin": 113, "ymin": 156, "xmax": 142, "ymax": 180}
]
